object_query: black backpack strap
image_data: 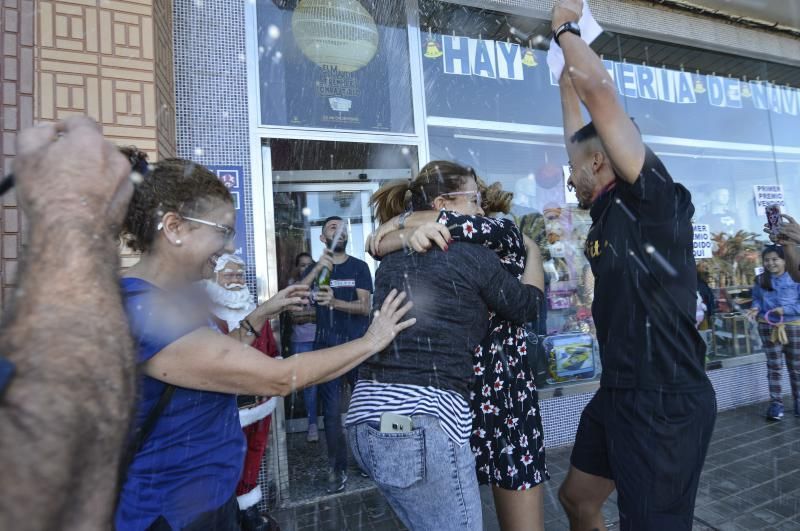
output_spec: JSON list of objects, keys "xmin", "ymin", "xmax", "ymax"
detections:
[
  {"xmin": 115, "ymin": 383, "xmax": 175, "ymax": 504},
  {"xmin": 130, "ymin": 384, "xmax": 176, "ymax": 458}
]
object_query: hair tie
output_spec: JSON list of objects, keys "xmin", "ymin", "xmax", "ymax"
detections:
[{"xmin": 765, "ymin": 309, "xmax": 784, "ymax": 326}]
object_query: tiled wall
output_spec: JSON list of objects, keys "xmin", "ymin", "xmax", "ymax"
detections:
[
  {"xmin": 0, "ymin": 0, "xmax": 35, "ymax": 312},
  {"xmin": 36, "ymin": 0, "xmax": 161, "ymax": 155},
  {"xmin": 0, "ymin": 0, "xmax": 176, "ymax": 315}
]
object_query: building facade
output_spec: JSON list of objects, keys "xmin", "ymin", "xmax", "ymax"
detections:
[{"xmin": 2, "ymin": 0, "xmax": 800, "ymax": 508}]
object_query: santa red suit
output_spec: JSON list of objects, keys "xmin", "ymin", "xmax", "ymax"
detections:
[
  {"xmin": 216, "ymin": 319, "xmax": 278, "ymax": 511},
  {"xmin": 203, "ymin": 254, "xmax": 278, "ymax": 516}
]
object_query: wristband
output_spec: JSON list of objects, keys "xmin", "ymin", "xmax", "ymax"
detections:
[
  {"xmin": 397, "ymin": 211, "xmax": 412, "ymax": 230},
  {"xmin": 240, "ymin": 319, "xmax": 261, "ymax": 338}
]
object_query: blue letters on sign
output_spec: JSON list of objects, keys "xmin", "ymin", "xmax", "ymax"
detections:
[
  {"xmin": 616, "ymin": 63, "xmax": 638, "ymax": 98},
  {"xmin": 442, "ymin": 36, "xmax": 471, "ymax": 75},
  {"xmin": 471, "ymin": 39, "xmax": 496, "ymax": 78},
  {"xmin": 707, "ymin": 75, "xmax": 726, "ymax": 107},
  {"xmin": 676, "ymin": 72, "xmax": 696, "ymax": 104},
  {"xmin": 635, "ymin": 65, "xmax": 658, "ymax": 100}
]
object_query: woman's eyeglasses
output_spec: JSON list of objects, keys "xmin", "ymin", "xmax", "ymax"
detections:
[
  {"xmin": 183, "ymin": 216, "xmax": 236, "ymax": 242},
  {"xmin": 441, "ymin": 190, "xmax": 482, "ymax": 204}
]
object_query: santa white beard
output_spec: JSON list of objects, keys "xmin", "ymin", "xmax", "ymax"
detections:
[{"xmin": 202, "ymin": 280, "xmax": 257, "ymax": 332}]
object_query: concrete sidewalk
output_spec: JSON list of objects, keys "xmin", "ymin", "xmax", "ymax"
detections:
[{"xmin": 272, "ymin": 400, "xmax": 800, "ymax": 530}]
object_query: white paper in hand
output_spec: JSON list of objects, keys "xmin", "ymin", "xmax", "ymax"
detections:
[{"xmin": 547, "ymin": 0, "xmax": 604, "ymax": 81}]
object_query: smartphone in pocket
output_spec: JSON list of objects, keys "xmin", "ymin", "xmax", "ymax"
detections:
[
  {"xmin": 766, "ymin": 204, "xmax": 782, "ymax": 236},
  {"xmin": 380, "ymin": 412, "xmax": 413, "ymax": 433}
]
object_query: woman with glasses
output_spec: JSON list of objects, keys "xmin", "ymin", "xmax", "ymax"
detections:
[
  {"xmin": 116, "ymin": 158, "xmax": 415, "ymax": 530},
  {"xmin": 368, "ymin": 169, "xmax": 549, "ymax": 531},
  {"xmin": 345, "ymin": 161, "xmax": 544, "ymax": 530}
]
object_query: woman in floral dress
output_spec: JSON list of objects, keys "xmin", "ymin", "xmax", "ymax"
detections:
[{"xmin": 370, "ymin": 178, "xmax": 549, "ymax": 530}]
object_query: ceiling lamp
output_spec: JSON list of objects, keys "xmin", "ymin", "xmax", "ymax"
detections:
[{"xmin": 291, "ymin": 0, "xmax": 379, "ymax": 73}]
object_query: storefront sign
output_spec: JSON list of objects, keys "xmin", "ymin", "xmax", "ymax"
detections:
[
  {"xmin": 692, "ymin": 223, "xmax": 713, "ymax": 259},
  {"xmin": 753, "ymin": 184, "xmax": 785, "ymax": 216},
  {"xmin": 435, "ymin": 34, "xmax": 800, "ymax": 113},
  {"xmin": 424, "ymin": 33, "xmax": 800, "ymax": 147},
  {"xmin": 207, "ymin": 165, "xmax": 248, "ymax": 258}
]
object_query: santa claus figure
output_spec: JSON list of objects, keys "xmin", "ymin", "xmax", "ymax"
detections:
[{"xmin": 203, "ymin": 254, "xmax": 278, "ymax": 531}]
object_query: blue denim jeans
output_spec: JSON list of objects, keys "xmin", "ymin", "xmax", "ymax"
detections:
[
  {"xmin": 291, "ymin": 341, "xmax": 317, "ymax": 426},
  {"xmin": 347, "ymin": 415, "xmax": 482, "ymax": 531},
  {"xmin": 319, "ymin": 376, "xmax": 347, "ymax": 473}
]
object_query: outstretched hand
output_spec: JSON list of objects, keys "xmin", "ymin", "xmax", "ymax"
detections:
[
  {"xmin": 363, "ymin": 290, "xmax": 415, "ymax": 353},
  {"xmin": 259, "ymin": 284, "xmax": 310, "ymax": 317}
]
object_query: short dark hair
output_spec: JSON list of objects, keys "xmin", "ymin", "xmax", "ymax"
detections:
[
  {"xmin": 570, "ymin": 122, "xmax": 598, "ymax": 144},
  {"xmin": 295, "ymin": 252, "xmax": 312, "ymax": 266},
  {"xmin": 569, "ymin": 118, "xmax": 640, "ymax": 145},
  {"xmin": 322, "ymin": 216, "xmax": 343, "ymax": 230}
]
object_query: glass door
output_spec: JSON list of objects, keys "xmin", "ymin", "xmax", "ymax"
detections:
[{"xmin": 263, "ymin": 138, "xmax": 416, "ymax": 506}]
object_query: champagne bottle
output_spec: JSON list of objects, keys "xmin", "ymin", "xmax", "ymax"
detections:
[{"xmin": 318, "ymin": 266, "xmax": 331, "ymax": 287}]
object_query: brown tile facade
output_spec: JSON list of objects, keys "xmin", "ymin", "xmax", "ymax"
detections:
[
  {"xmin": 0, "ymin": 0, "xmax": 35, "ymax": 314},
  {"xmin": 0, "ymin": 0, "xmax": 175, "ymax": 316}
]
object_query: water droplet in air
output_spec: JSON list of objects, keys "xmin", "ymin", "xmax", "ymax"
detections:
[
  {"xmin": 302, "ymin": 207, "xmax": 311, "ymax": 217},
  {"xmin": 194, "ymin": 147, "xmax": 204, "ymax": 157},
  {"xmin": 268, "ymin": 24, "xmax": 280, "ymax": 39}
]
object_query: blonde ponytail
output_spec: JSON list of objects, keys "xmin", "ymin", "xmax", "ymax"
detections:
[{"xmin": 371, "ymin": 179, "xmax": 411, "ymax": 224}]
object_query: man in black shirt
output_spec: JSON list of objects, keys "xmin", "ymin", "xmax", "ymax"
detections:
[{"xmin": 551, "ymin": 1, "xmax": 716, "ymax": 530}]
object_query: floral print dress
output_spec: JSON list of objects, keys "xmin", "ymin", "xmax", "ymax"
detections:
[{"xmin": 438, "ymin": 211, "xmax": 549, "ymax": 490}]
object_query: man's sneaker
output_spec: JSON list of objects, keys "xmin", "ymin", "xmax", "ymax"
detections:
[
  {"xmin": 307, "ymin": 424, "xmax": 319, "ymax": 443},
  {"xmin": 766, "ymin": 402, "xmax": 784, "ymax": 421},
  {"xmin": 326, "ymin": 470, "xmax": 347, "ymax": 494}
]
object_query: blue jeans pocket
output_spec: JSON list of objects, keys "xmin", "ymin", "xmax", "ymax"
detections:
[{"xmin": 365, "ymin": 425, "xmax": 426, "ymax": 488}]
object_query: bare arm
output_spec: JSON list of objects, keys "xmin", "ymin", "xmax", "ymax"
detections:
[
  {"xmin": 369, "ymin": 211, "xmax": 441, "ymax": 256},
  {"xmin": 784, "ymin": 246, "xmax": 800, "ymax": 283},
  {"xmin": 559, "ymin": 71, "xmax": 585, "ymax": 161},
  {"xmin": 0, "ymin": 118, "xmax": 135, "ymax": 530},
  {"xmin": 144, "ymin": 290, "xmax": 414, "ymax": 396},
  {"xmin": 554, "ymin": 0, "xmax": 645, "ymax": 183},
  {"xmin": 772, "ymin": 214, "xmax": 800, "ymax": 282}
]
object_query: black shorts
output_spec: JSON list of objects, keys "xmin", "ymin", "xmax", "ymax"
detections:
[{"xmin": 571, "ymin": 386, "xmax": 717, "ymax": 531}]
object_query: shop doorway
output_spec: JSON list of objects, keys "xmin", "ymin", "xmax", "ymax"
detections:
[{"xmin": 263, "ymin": 138, "xmax": 417, "ymax": 505}]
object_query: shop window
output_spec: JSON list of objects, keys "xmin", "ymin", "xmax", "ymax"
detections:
[
  {"xmin": 419, "ymin": 0, "xmax": 800, "ymax": 383},
  {"xmin": 257, "ymin": 0, "xmax": 414, "ymax": 133}
]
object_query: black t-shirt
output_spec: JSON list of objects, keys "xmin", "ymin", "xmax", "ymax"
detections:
[
  {"xmin": 360, "ymin": 243, "xmax": 544, "ymax": 399},
  {"xmin": 586, "ymin": 146, "xmax": 709, "ymax": 391}
]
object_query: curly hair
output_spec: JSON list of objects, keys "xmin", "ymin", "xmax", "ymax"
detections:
[
  {"xmin": 478, "ymin": 177, "xmax": 513, "ymax": 215},
  {"xmin": 123, "ymin": 158, "xmax": 232, "ymax": 252}
]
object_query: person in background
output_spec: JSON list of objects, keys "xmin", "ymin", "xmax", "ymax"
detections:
[
  {"xmin": 288, "ymin": 252, "xmax": 320, "ymax": 443},
  {"xmin": 299, "ymin": 217, "xmax": 373, "ymax": 493},
  {"xmin": 697, "ymin": 270, "xmax": 716, "ymax": 329},
  {"xmin": 116, "ymin": 157, "xmax": 414, "ymax": 530},
  {"xmin": 0, "ymin": 117, "xmax": 136, "ymax": 531},
  {"xmin": 203, "ymin": 253, "xmax": 280, "ymax": 530},
  {"xmin": 747, "ymin": 246, "xmax": 800, "ymax": 420}
]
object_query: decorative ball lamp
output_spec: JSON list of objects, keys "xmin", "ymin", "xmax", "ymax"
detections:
[{"xmin": 291, "ymin": 0, "xmax": 379, "ymax": 73}]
